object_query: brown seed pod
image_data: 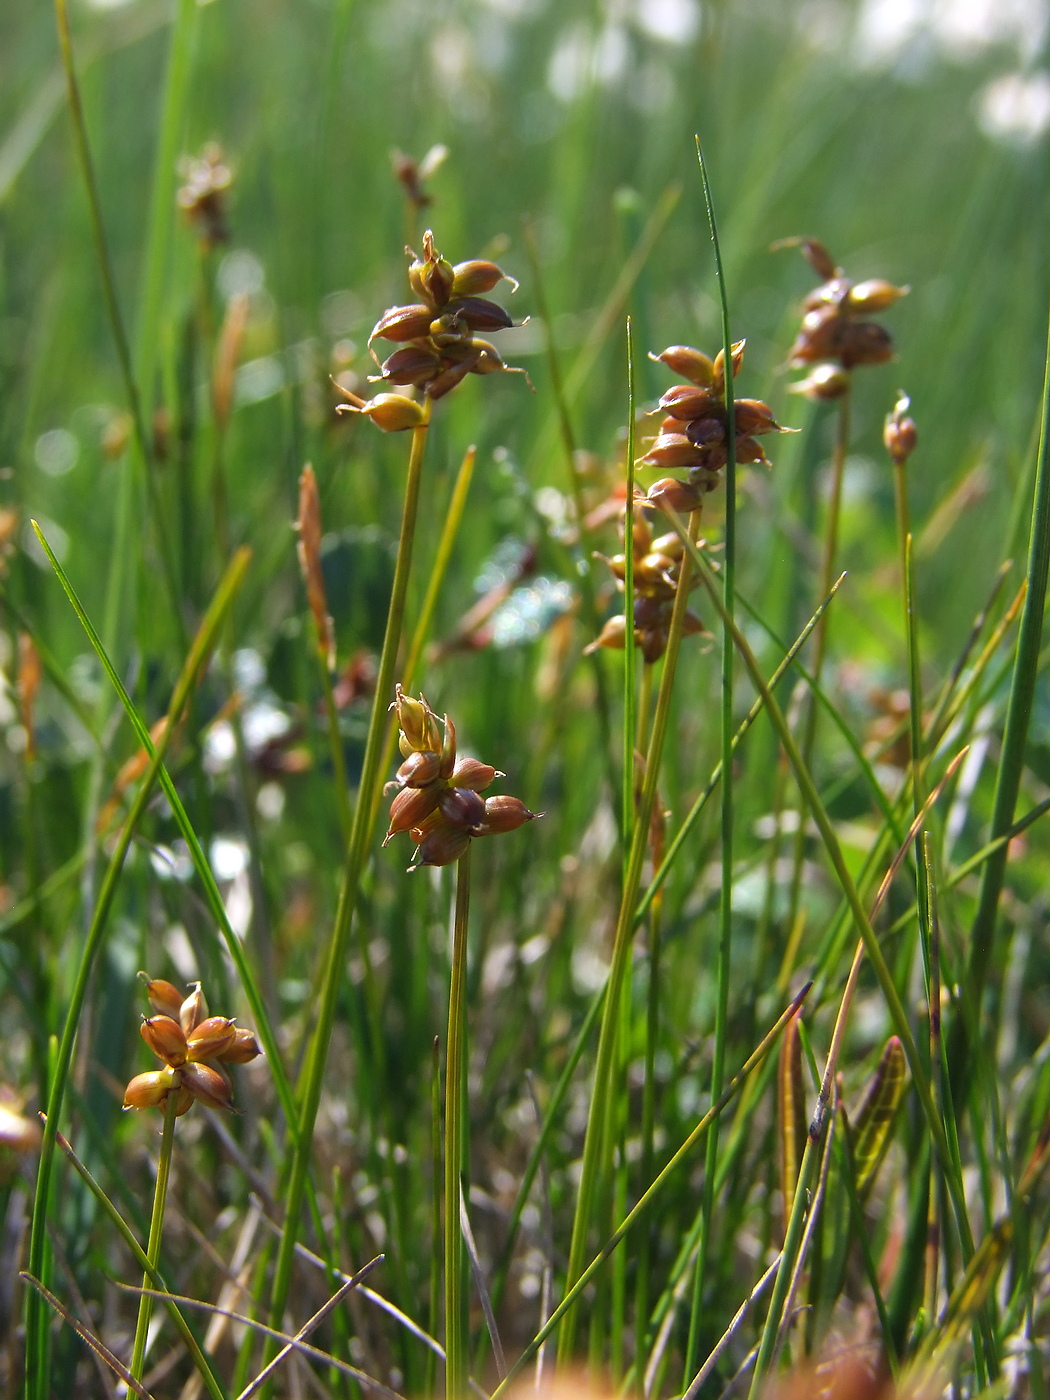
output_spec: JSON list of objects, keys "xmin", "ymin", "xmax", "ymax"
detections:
[
  {"xmin": 339, "ymin": 393, "xmax": 427, "ymax": 432},
  {"xmin": 386, "ymin": 784, "xmax": 442, "ymax": 842},
  {"xmin": 141, "ymin": 1015, "xmax": 188, "ymax": 1066},
  {"xmin": 847, "ymin": 278, "xmax": 909, "ymax": 315},
  {"xmin": 413, "ymin": 816, "xmax": 472, "ymax": 867},
  {"xmin": 646, "ymin": 477, "xmax": 705, "ymax": 515},
  {"xmin": 143, "ymin": 977, "xmax": 183, "ymax": 1021},
  {"xmin": 450, "ymin": 756, "xmax": 499, "ymax": 791},
  {"xmin": 884, "ymin": 393, "xmax": 918, "ymax": 464},
  {"xmin": 840, "ymin": 321, "xmax": 894, "ymax": 369},
  {"xmin": 123, "ymin": 1069, "xmax": 176, "ymax": 1111},
  {"xmin": 733, "ymin": 398, "xmax": 781, "ymax": 436},
  {"xmin": 451, "ymin": 259, "xmax": 518, "ymax": 297},
  {"xmin": 442, "ymin": 296, "xmax": 514, "ymax": 333},
  {"xmin": 656, "ymin": 384, "xmax": 720, "ymax": 419},
  {"xmin": 639, "ymin": 433, "xmax": 708, "ymax": 469},
  {"xmin": 474, "ymin": 794, "xmax": 540, "ymax": 835},
  {"xmin": 378, "ymin": 345, "xmax": 443, "ymax": 387},
  {"xmin": 396, "ymin": 749, "xmax": 444, "ymax": 788},
  {"xmin": 186, "ymin": 1016, "xmax": 238, "ymax": 1061},
  {"xmin": 180, "ymin": 1062, "xmax": 234, "ymax": 1112},
  {"xmin": 370, "ymin": 304, "xmax": 435, "ymax": 345},
  {"xmin": 220, "ymin": 1027, "xmax": 263, "ymax": 1064},
  {"xmin": 650, "ymin": 345, "xmax": 716, "ymax": 386},
  {"xmin": 788, "ymin": 363, "xmax": 850, "ymax": 401},
  {"xmin": 685, "ymin": 417, "xmax": 728, "ymax": 449},
  {"xmin": 439, "ymin": 787, "xmax": 488, "ymax": 831}
]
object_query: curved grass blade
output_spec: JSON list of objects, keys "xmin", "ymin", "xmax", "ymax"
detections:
[{"xmin": 850, "ymin": 1036, "xmax": 908, "ymax": 1202}]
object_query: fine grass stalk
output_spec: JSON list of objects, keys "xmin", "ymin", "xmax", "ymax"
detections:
[
  {"xmin": 685, "ymin": 135, "xmax": 737, "ymax": 1383},
  {"xmin": 662, "ymin": 507, "xmax": 978, "ymax": 1266},
  {"xmin": 445, "ymin": 846, "xmax": 471, "ymax": 1400},
  {"xmin": 556, "ymin": 507, "xmax": 702, "ymax": 1365},
  {"xmin": 128, "ymin": 1088, "xmax": 180, "ymax": 1384},
  {"xmin": 268, "ymin": 400, "xmax": 431, "ymax": 1338},
  {"xmin": 960, "ymin": 288, "xmax": 1050, "ymax": 1070}
]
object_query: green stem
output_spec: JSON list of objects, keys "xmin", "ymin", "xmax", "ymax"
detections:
[
  {"xmin": 268, "ymin": 402, "xmax": 431, "ymax": 1337},
  {"xmin": 129, "ymin": 1088, "xmax": 180, "ymax": 1383},
  {"xmin": 959, "ymin": 288, "xmax": 1050, "ymax": 1073},
  {"xmin": 491, "ymin": 985, "xmax": 810, "ymax": 1400},
  {"xmin": 53, "ymin": 0, "xmax": 183, "ymax": 643},
  {"xmin": 556, "ymin": 510, "xmax": 701, "ymax": 1365},
  {"xmin": 785, "ymin": 386, "xmax": 851, "ymax": 932},
  {"xmin": 624, "ymin": 317, "xmax": 638, "ymax": 847},
  {"xmin": 370, "ymin": 443, "xmax": 476, "ymax": 836},
  {"xmin": 445, "ymin": 846, "xmax": 472, "ymax": 1400},
  {"xmin": 685, "ymin": 137, "xmax": 736, "ymax": 1383},
  {"xmin": 663, "ymin": 510, "xmax": 978, "ymax": 1269}
]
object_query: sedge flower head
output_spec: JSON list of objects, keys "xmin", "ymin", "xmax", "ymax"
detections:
[
  {"xmin": 123, "ymin": 975, "xmax": 262, "ymax": 1117},
  {"xmin": 347, "ymin": 230, "xmax": 527, "ymax": 411},
  {"xmin": 638, "ymin": 339, "xmax": 791, "ymax": 517},
  {"xmin": 585, "ymin": 504, "xmax": 708, "ymax": 664},
  {"xmin": 386, "ymin": 685, "xmax": 540, "ymax": 868},
  {"xmin": 780, "ymin": 239, "xmax": 908, "ymax": 400}
]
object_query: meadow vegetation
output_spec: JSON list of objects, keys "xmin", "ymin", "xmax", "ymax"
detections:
[{"xmin": 2, "ymin": 0, "xmax": 1050, "ymax": 1396}]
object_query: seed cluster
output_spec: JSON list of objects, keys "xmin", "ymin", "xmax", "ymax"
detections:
[
  {"xmin": 366, "ymin": 230, "xmax": 525, "ymax": 401},
  {"xmin": 123, "ymin": 977, "xmax": 261, "ymax": 1117},
  {"xmin": 386, "ymin": 686, "xmax": 539, "ymax": 868},
  {"xmin": 640, "ymin": 340, "xmax": 789, "ymax": 517},
  {"xmin": 176, "ymin": 144, "xmax": 232, "ymax": 249},
  {"xmin": 586, "ymin": 511, "xmax": 707, "ymax": 664},
  {"xmin": 785, "ymin": 240, "xmax": 908, "ymax": 401}
]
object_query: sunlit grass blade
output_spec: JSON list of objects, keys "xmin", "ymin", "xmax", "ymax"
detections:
[{"xmin": 851, "ymin": 1036, "xmax": 907, "ymax": 1201}]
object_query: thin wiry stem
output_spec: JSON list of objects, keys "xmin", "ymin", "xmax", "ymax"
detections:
[
  {"xmin": 686, "ymin": 135, "xmax": 737, "ymax": 1382},
  {"xmin": 268, "ymin": 402, "xmax": 431, "ymax": 1339},
  {"xmin": 445, "ymin": 847, "xmax": 472, "ymax": 1400},
  {"xmin": 557, "ymin": 508, "xmax": 701, "ymax": 1365},
  {"xmin": 129, "ymin": 1089, "xmax": 180, "ymax": 1383}
]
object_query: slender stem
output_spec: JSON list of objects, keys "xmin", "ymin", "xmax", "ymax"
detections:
[
  {"xmin": 53, "ymin": 1126, "xmax": 227, "ymax": 1400},
  {"xmin": 685, "ymin": 137, "xmax": 736, "ymax": 1382},
  {"xmin": 129, "ymin": 1089, "xmax": 180, "ymax": 1382},
  {"xmin": 960, "ymin": 286, "xmax": 1050, "ymax": 1072},
  {"xmin": 268, "ymin": 402, "xmax": 431, "ymax": 1337},
  {"xmin": 523, "ymin": 223, "xmax": 620, "ymax": 829},
  {"xmin": 556, "ymin": 510, "xmax": 701, "ymax": 1365},
  {"xmin": 445, "ymin": 847, "xmax": 472, "ymax": 1400},
  {"xmin": 491, "ymin": 985, "xmax": 810, "ymax": 1400},
  {"xmin": 785, "ymin": 386, "xmax": 852, "ymax": 927},
  {"xmin": 666, "ymin": 513, "xmax": 978, "ymax": 1268},
  {"xmin": 624, "ymin": 317, "xmax": 638, "ymax": 847},
  {"xmin": 370, "ymin": 444, "xmax": 477, "ymax": 835},
  {"xmin": 52, "ymin": 0, "xmax": 184, "ymax": 643},
  {"xmin": 319, "ymin": 660, "xmax": 352, "ymax": 843},
  {"xmin": 427, "ymin": 1037, "xmax": 442, "ymax": 1400}
]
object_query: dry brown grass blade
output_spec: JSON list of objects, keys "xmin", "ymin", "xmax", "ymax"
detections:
[{"xmin": 20, "ymin": 1272, "xmax": 155, "ymax": 1399}]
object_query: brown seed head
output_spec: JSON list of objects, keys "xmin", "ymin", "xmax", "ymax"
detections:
[
  {"xmin": 884, "ymin": 393, "xmax": 918, "ymax": 465},
  {"xmin": 788, "ymin": 363, "xmax": 850, "ymax": 401}
]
